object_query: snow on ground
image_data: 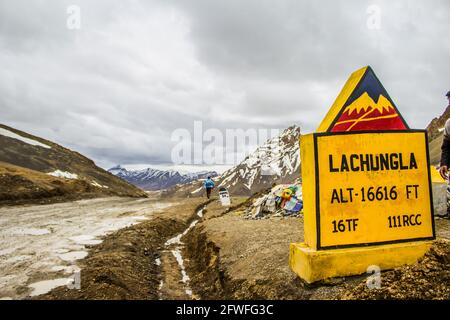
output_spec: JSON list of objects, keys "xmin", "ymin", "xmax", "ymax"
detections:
[
  {"xmin": 161, "ymin": 208, "xmax": 204, "ymax": 298},
  {"xmin": 191, "ymin": 186, "xmax": 203, "ymax": 194},
  {"xmin": 0, "ymin": 128, "xmax": 51, "ymax": 149},
  {"xmin": 0, "ymin": 197, "xmax": 172, "ymax": 299},
  {"xmin": 28, "ymin": 278, "xmax": 72, "ymax": 297},
  {"xmin": 47, "ymin": 170, "xmax": 79, "ymax": 180},
  {"xmin": 90, "ymin": 180, "xmax": 109, "ymax": 189}
]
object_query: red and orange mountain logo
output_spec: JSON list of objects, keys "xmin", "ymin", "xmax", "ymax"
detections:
[{"xmin": 331, "ymin": 92, "xmax": 407, "ymax": 132}]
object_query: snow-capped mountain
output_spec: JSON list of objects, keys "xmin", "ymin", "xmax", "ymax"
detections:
[
  {"xmin": 217, "ymin": 125, "xmax": 300, "ymax": 194},
  {"xmin": 108, "ymin": 165, "xmax": 218, "ymax": 191},
  {"xmin": 172, "ymin": 125, "xmax": 301, "ymax": 197}
]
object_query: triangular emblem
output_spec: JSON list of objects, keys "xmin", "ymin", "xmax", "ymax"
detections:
[{"xmin": 317, "ymin": 66, "xmax": 409, "ymax": 132}]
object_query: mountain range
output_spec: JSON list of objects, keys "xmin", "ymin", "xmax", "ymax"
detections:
[
  {"xmin": 169, "ymin": 125, "xmax": 301, "ymax": 197},
  {"xmin": 108, "ymin": 165, "xmax": 218, "ymax": 191}
]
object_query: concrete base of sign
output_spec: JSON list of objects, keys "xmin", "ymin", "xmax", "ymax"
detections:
[{"xmin": 289, "ymin": 241, "xmax": 433, "ymax": 283}]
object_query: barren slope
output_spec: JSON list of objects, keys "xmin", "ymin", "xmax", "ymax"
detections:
[{"xmin": 0, "ymin": 124, "xmax": 146, "ymax": 203}]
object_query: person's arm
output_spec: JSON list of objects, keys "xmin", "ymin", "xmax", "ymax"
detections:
[
  {"xmin": 440, "ymin": 139, "xmax": 450, "ymax": 179},
  {"xmin": 439, "ymin": 119, "xmax": 450, "ymax": 179}
]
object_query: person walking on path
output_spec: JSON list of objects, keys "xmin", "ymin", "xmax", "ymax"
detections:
[
  {"xmin": 438, "ymin": 91, "xmax": 450, "ymax": 218},
  {"xmin": 204, "ymin": 176, "xmax": 215, "ymax": 199}
]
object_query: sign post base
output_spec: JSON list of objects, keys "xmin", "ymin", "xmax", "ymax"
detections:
[{"xmin": 289, "ymin": 241, "xmax": 433, "ymax": 284}]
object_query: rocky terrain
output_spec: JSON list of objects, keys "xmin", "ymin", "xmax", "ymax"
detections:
[
  {"xmin": 426, "ymin": 105, "xmax": 450, "ymax": 142},
  {"xmin": 426, "ymin": 105, "xmax": 450, "ymax": 166},
  {"xmin": 0, "ymin": 124, "xmax": 146, "ymax": 204},
  {"xmin": 339, "ymin": 239, "xmax": 449, "ymax": 300}
]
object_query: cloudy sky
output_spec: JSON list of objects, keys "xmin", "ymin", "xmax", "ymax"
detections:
[{"xmin": 1, "ymin": 0, "xmax": 449, "ymax": 171}]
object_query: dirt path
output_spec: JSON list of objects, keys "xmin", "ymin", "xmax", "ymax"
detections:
[
  {"xmin": 32, "ymin": 198, "xmax": 209, "ymax": 300},
  {"xmin": 0, "ymin": 197, "xmax": 173, "ymax": 299}
]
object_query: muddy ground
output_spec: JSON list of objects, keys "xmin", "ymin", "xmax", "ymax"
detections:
[
  {"xmin": 0, "ymin": 197, "xmax": 173, "ymax": 299},
  {"xmin": 33, "ymin": 198, "xmax": 209, "ymax": 300},
  {"xmin": 6, "ymin": 196, "xmax": 448, "ymax": 300}
]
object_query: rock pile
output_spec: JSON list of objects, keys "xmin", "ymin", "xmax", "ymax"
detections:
[{"xmin": 243, "ymin": 184, "xmax": 303, "ymax": 220}]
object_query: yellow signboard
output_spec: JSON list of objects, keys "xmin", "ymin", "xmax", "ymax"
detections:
[
  {"xmin": 315, "ymin": 130, "xmax": 435, "ymax": 249},
  {"xmin": 289, "ymin": 66, "xmax": 436, "ymax": 283}
]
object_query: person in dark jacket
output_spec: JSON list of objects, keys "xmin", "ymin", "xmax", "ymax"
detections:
[
  {"xmin": 439, "ymin": 91, "xmax": 450, "ymax": 180},
  {"xmin": 204, "ymin": 176, "xmax": 215, "ymax": 199},
  {"xmin": 438, "ymin": 91, "xmax": 450, "ymax": 218}
]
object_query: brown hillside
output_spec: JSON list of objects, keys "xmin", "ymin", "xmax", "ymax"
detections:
[{"xmin": 0, "ymin": 124, "xmax": 146, "ymax": 204}]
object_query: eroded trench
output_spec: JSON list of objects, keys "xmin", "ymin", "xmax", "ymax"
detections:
[{"xmin": 156, "ymin": 203, "xmax": 218, "ymax": 300}]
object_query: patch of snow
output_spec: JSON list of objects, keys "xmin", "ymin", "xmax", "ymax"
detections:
[
  {"xmin": 11, "ymin": 228, "xmax": 51, "ymax": 236},
  {"xmin": 171, "ymin": 249, "xmax": 190, "ymax": 284},
  {"xmin": 293, "ymin": 152, "xmax": 301, "ymax": 171},
  {"xmin": 191, "ymin": 186, "xmax": 203, "ymax": 194},
  {"xmin": 155, "ymin": 258, "xmax": 161, "ymax": 266},
  {"xmin": 28, "ymin": 278, "xmax": 72, "ymax": 297},
  {"xmin": 53, "ymin": 248, "xmax": 70, "ymax": 254},
  {"xmin": 91, "ymin": 181, "xmax": 109, "ymax": 189},
  {"xmin": 165, "ymin": 220, "xmax": 199, "ymax": 246},
  {"xmin": 218, "ymin": 171, "xmax": 237, "ymax": 188},
  {"xmin": 51, "ymin": 265, "xmax": 79, "ymax": 274},
  {"xmin": 163, "ymin": 213, "xmax": 201, "ymax": 298},
  {"xmin": 282, "ymin": 155, "xmax": 294, "ymax": 174},
  {"xmin": 69, "ymin": 235, "xmax": 102, "ymax": 246},
  {"xmin": 5, "ymin": 255, "xmax": 32, "ymax": 264},
  {"xmin": 0, "ymin": 248, "xmax": 16, "ymax": 256},
  {"xmin": 0, "ymin": 127, "xmax": 51, "ymax": 149},
  {"xmin": 132, "ymin": 216, "xmax": 148, "ymax": 221},
  {"xmin": 57, "ymin": 251, "xmax": 88, "ymax": 262},
  {"xmin": 48, "ymin": 170, "xmax": 78, "ymax": 180},
  {"xmin": 244, "ymin": 169, "xmax": 257, "ymax": 190}
]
